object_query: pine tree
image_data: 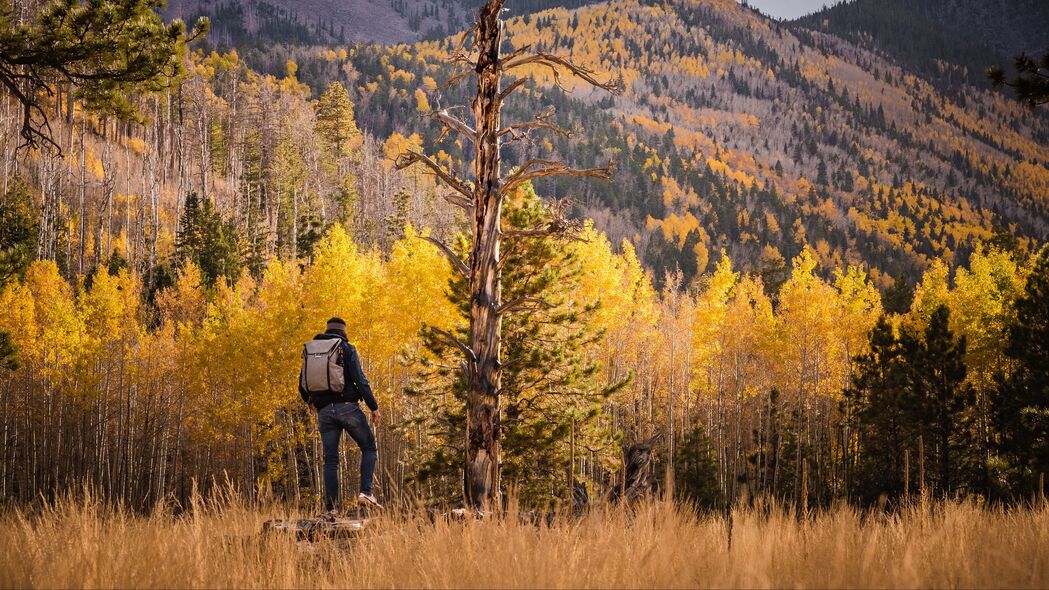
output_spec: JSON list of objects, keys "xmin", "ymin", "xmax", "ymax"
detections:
[
  {"xmin": 0, "ymin": 330, "xmax": 17, "ymax": 371},
  {"xmin": 989, "ymin": 50, "xmax": 1049, "ymax": 109},
  {"xmin": 882, "ymin": 273, "xmax": 914, "ymax": 315},
  {"xmin": 848, "ymin": 305, "xmax": 976, "ymax": 502},
  {"xmin": 845, "ymin": 316, "xmax": 920, "ymax": 504},
  {"xmin": 314, "ymin": 81, "xmax": 362, "ymax": 163},
  {"xmin": 913, "ymin": 305, "xmax": 975, "ymax": 497},
  {"xmin": 675, "ymin": 425, "xmax": 720, "ymax": 509},
  {"xmin": 407, "ymin": 184, "xmax": 621, "ymax": 507},
  {"xmin": 384, "ymin": 188, "xmax": 412, "ymax": 247},
  {"xmin": 816, "ymin": 160, "xmax": 829, "ymax": 186},
  {"xmin": 175, "ymin": 193, "xmax": 242, "ymax": 286},
  {"xmin": 994, "ymin": 246, "xmax": 1049, "ymax": 495},
  {"xmin": 0, "ymin": 0, "xmax": 208, "ymax": 150},
  {"xmin": 0, "ymin": 180, "xmax": 38, "ymax": 286}
]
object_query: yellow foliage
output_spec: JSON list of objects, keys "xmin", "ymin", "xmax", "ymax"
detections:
[
  {"xmin": 908, "ymin": 258, "xmax": 950, "ymax": 329},
  {"xmin": 415, "ymin": 89, "xmax": 431, "ymax": 113},
  {"xmin": 156, "ymin": 262, "xmax": 208, "ymax": 331},
  {"xmin": 390, "ymin": 70, "xmax": 415, "ymax": 86},
  {"xmin": 706, "ymin": 157, "xmax": 755, "ymax": 189},
  {"xmin": 86, "ymin": 150, "xmax": 105, "ymax": 180},
  {"xmin": 19, "ymin": 261, "xmax": 85, "ymax": 383},
  {"xmin": 126, "ymin": 137, "xmax": 149, "ymax": 155},
  {"xmin": 776, "ymin": 247, "xmax": 850, "ymax": 398},
  {"xmin": 691, "ymin": 253, "xmax": 738, "ymax": 396},
  {"xmin": 947, "ymin": 246, "xmax": 1026, "ymax": 394},
  {"xmin": 382, "ymin": 132, "xmax": 423, "ymax": 164}
]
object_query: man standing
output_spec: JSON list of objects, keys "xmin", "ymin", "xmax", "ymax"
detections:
[{"xmin": 299, "ymin": 317, "xmax": 382, "ymax": 512}]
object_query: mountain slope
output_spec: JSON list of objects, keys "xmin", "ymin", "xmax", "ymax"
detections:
[
  {"xmin": 793, "ymin": 0, "xmax": 1049, "ymax": 92},
  {"xmin": 165, "ymin": 0, "xmax": 596, "ymax": 45},
  {"xmin": 167, "ymin": 0, "xmax": 1049, "ymax": 287},
  {"xmin": 343, "ymin": 0, "xmax": 1047, "ymax": 285}
]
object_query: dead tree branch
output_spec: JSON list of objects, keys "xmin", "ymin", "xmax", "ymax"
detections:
[
  {"xmin": 498, "ymin": 107, "xmax": 571, "ymax": 144},
  {"xmin": 501, "ymin": 158, "xmax": 615, "ymax": 197},
  {"xmin": 503, "ymin": 52, "xmax": 624, "ymax": 95},
  {"xmin": 422, "ymin": 236, "xmax": 470, "ymax": 278},
  {"xmin": 441, "ymin": 192, "xmax": 474, "ymax": 210},
  {"xmin": 496, "ymin": 296, "xmax": 554, "ymax": 315},
  {"xmin": 395, "ymin": 150, "xmax": 474, "ymax": 199},
  {"xmin": 431, "ymin": 108, "xmax": 478, "ymax": 145},
  {"xmin": 503, "ymin": 199, "xmax": 585, "ymax": 240},
  {"xmin": 430, "ymin": 327, "xmax": 477, "ymax": 364}
]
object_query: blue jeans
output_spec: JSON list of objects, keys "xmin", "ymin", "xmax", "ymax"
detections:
[{"xmin": 318, "ymin": 402, "xmax": 376, "ymax": 510}]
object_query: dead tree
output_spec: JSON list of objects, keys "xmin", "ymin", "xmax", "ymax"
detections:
[
  {"xmin": 397, "ymin": 0, "xmax": 621, "ymax": 509},
  {"xmin": 609, "ymin": 435, "xmax": 661, "ymax": 504}
]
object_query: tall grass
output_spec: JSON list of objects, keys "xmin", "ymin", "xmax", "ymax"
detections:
[{"xmin": 0, "ymin": 493, "xmax": 1046, "ymax": 588}]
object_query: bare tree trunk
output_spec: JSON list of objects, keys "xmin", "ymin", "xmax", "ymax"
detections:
[
  {"xmin": 292, "ymin": 186, "xmax": 298, "ymax": 258},
  {"xmin": 78, "ymin": 114, "xmax": 87, "ymax": 274},
  {"xmin": 463, "ymin": 1, "xmax": 505, "ymax": 508},
  {"xmin": 2, "ymin": 95, "xmax": 11, "ymax": 196},
  {"xmin": 124, "ymin": 141, "xmax": 132, "ymax": 259},
  {"xmin": 398, "ymin": 0, "xmax": 618, "ymax": 510}
]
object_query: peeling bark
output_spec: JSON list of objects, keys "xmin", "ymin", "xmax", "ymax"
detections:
[{"xmin": 399, "ymin": 0, "xmax": 619, "ymax": 510}]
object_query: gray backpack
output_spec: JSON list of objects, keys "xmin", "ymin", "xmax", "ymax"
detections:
[{"xmin": 301, "ymin": 338, "xmax": 346, "ymax": 394}]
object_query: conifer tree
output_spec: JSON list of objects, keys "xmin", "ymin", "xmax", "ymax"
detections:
[
  {"xmin": 0, "ymin": 180, "xmax": 38, "ymax": 286},
  {"xmin": 882, "ymin": 273, "xmax": 914, "ymax": 315},
  {"xmin": 913, "ymin": 305, "xmax": 974, "ymax": 497},
  {"xmin": 0, "ymin": 0, "xmax": 207, "ymax": 150},
  {"xmin": 407, "ymin": 185, "xmax": 620, "ymax": 507},
  {"xmin": 175, "ymin": 193, "xmax": 242, "ymax": 286},
  {"xmin": 989, "ymin": 50, "xmax": 1049, "ymax": 108},
  {"xmin": 674, "ymin": 425, "xmax": 720, "ymax": 509},
  {"xmin": 845, "ymin": 316, "xmax": 919, "ymax": 503},
  {"xmin": 314, "ymin": 81, "xmax": 362, "ymax": 163},
  {"xmin": 0, "ymin": 330, "xmax": 17, "ymax": 371},
  {"xmin": 848, "ymin": 306, "xmax": 975, "ymax": 501},
  {"xmin": 994, "ymin": 246, "xmax": 1049, "ymax": 494},
  {"xmin": 314, "ymin": 81, "xmax": 362, "ymax": 228}
]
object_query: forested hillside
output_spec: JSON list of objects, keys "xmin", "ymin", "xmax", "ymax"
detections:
[
  {"xmin": 362, "ymin": 0, "xmax": 1049, "ymax": 287},
  {"xmin": 794, "ymin": 0, "xmax": 1049, "ymax": 92},
  {"xmin": 148, "ymin": 0, "xmax": 1049, "ymax": 288},
  {"xmin": 164, "ymin": 0, "xmax": 594, "ymax": 45}
]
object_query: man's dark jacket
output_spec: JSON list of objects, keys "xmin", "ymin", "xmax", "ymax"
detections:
[{"xmin": 298, "ymin": 332, "xmax": 378, "ymax": 411}]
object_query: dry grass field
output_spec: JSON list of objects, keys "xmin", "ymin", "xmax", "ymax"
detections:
[{"xmin": 0, "ymin": 494, "xmax": 1047, "ymax": 589}]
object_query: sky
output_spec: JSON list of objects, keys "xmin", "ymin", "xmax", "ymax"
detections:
[{"xmin": 738, "ymin": 0, "xmax": 834, "ymax": 20}]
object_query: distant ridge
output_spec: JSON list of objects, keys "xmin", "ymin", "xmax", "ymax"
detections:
[
  {"xmin": 165, "ymin": 0, "xmax": 600, "ymax": 46},
  {"xmin": 793, "ymin": 0, "xmax": 1049, "ymax": 90}
]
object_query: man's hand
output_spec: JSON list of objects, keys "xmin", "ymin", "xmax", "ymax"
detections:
[{"xmin": 371, "ymin": 409, "xmax": 381, "ymax": 428}]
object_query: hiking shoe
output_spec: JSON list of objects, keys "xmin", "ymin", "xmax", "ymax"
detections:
[{"xmin": 357, "ymin": 493, "xmax": 382, "ymax": 509}]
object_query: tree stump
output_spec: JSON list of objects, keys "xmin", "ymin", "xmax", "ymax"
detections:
[{"xmin": 610, "ymin": 435, "xmax": 660, "ymax": 503}]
